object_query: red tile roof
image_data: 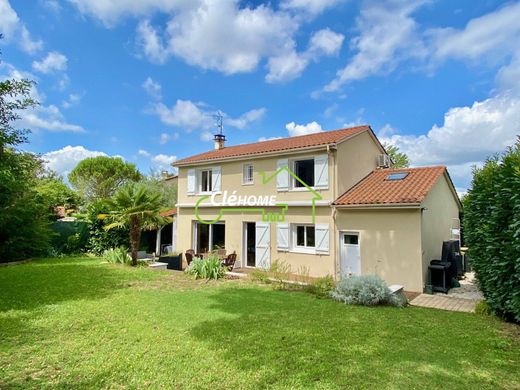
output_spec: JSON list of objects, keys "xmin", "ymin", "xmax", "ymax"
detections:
[
  {"xmin": 174, "ymin": 125, "xmax": 370, "ymax": 165},
  {"xmin": 159, "ymin": 208, "xmax": 177, "ymax": 217},
  {"xmin": 333, "ymin": 166, "xmax": 448, "ymax": 207}
]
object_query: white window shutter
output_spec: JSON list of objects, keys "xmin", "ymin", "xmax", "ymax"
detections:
[
  {"xmin": 255, "ymin": 222, "xmax": 271, "ymax": 269},
  {"xmin": 187, "ymin": 169, "xmax": 196, "ymax": 195},
  {"xmin": 315, "ymin": 224, "xmax": 330, "ymax": 254},
  {"xmin": 314, "ymin": 154, "xmax": 329, "ymax": 189},
  {"xmin": 276, "ymin": 223, "xmax": 289, "ymax": 251},
  {"xmin": 212, "ymin": 166, "xmax": 221, "ymax": 192},
  {"xmin": 276, "ymin": 159, "xmax": 289, "ymax": 191}
]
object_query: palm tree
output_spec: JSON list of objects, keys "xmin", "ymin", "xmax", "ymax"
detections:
[{"xmin": 104, "ymin": 183, "xmax": 167, "ymax": 266}]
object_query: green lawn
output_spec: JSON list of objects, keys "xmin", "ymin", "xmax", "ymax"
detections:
[{"xmin": 1, "ymin": 257, "xmax": 518, "ymax": 389}]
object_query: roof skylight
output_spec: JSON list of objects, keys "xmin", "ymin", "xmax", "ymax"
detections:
[{"xmin": 386, "ymin": 172, "xmax": 409, "ymax": 181}]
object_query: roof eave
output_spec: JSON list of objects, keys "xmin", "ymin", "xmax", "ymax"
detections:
[
  {"xmin": 174, "ymin": 144, "xmax": 335, "ymax": 167},
  {"xmin": 333, "ymin": 202, "xmax": 422, "ymax": 209}
]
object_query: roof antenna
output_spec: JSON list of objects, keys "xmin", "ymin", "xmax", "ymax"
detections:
[{"xmin": 213, "ymin": 110, "xmax": 226, "ymax": 150}]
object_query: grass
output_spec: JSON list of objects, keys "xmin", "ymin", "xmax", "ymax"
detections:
[{"xmin": 1, "ymin": 257, "xmax": 519, "ymax": 389}]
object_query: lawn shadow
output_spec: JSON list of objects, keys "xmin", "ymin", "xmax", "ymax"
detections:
[
  {"xmin": 0, "ymin": 258, "xmax": 144, "ymax": 312},
  {"xmin": 189, "ymin": 286, "xmax": 516, "ymax": 389}
]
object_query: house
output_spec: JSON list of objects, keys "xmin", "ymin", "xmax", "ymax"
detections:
[{"xmin": 173, "ymin": 125, "xmax": 461, "ymax": 292}]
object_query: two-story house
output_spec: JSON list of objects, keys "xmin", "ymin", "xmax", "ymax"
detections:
[{"xmin": 173, "ymin": 125, "xmax": 461, "ymax": 292}]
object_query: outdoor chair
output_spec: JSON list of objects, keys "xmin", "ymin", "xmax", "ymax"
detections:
[
  {"xmin": 222, "ymin": 252, "xmax": 237, "ymax": 271},
  {"xmin": 185, "ymin": 251, "xmax": 194, "ymax": 266}
]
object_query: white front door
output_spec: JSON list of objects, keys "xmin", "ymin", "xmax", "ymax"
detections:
[
  {"xmin": 255, "ymin": 222, "xmax": 270, "ymax": 270},
  {"xmin": 340, "ymin": 232, "xmax": 361, "ymax": 278}
]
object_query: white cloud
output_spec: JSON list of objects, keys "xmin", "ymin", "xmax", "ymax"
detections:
[
  {"xmin": 138, "ymin": 149, "xmax": 151, "ymax": 157},
  {"xmin": 153, "ymin": 100, "xmax": 212, "ymax": 131},
  {"xmin": 32, "ymin": 51, "xmax": 68, "ymax": 73},
  {"xmin": 62, "ymin": 93, "xmax": 82, "ymax": 109},
  {"xmin": 429, "ymin": 2, "xmax": 520, "ymax": 62},
  {"xmin": 42, "ymin": 145, "xmax": 107, "ymax": 177},
  {"xmin": 159, "ymin": 132, "xmax": 179, "ymax": 144},
  {"xmin": 136, "ymin": 20, "xmax": 169, "ymax": 64},
  {"xmin": 1, "ymin": 62, "xmax": 83, "ymax": 132},
  {"xmin": 41, "ymin": 0, "xmax": 61, "ymax": 13},
  {"xmin": 280, "ymin": 0, "xmax": 345, "ymax": 15},
  {"xmin": 324, "ymin": 1, "xmax": 426, "ymax": 92},
  {"xmin": 67, "ymin": 0, "xmax": 192, "ymax": 26},
  {"xmin": 285, "ymin": 121, "xmax": 323, "ymax": 136},
  {"xmin": 258, "ymin": 136, "xmax": 283, "ymax": 142},
  {"xmin": 381, "ymin": 93, "xmax": 520, "ymax": 189},
  {"xmin": 308, "ymin": 28, "xmax": 344, "ymax": 56},
  {"xmin": 150, "ymin": 99, "xmax": 265, "ymax": 132},
  {"xmin": 200, "ymin": 131, "xmax": 213, "ymax": 142},
  {"xmin": 225, "ymin": 108, "xmax": 266, "ymax": 129},
  {"xmin": 0, "ymin": 0, "xmax": 43, "ymax": 54},
  {"xmin": 142, "ymin": 76, "xmax": 162, "ymax": 100},
  {"xmin": 152, "ymin": 153, "xmax": 177, "ymax": 169},
  {"xmin": 266, "ymin": 28, "xmax": 344, "ymax": 83}
]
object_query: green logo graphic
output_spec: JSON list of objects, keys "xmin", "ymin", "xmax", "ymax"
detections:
[{"xmin": 195, "ymin": 166, "xmax": 322, "ymax": 225}]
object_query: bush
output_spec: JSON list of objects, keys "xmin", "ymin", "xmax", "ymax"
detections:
[
  {"xmin": 463, "ymin": 141, "xmax": 520, "ymax": 323},
  {"xmin": 185, "ymin": 255, "xmax": 225, "ymax": 280},
  {"xmin": 475, "ymin": 300, "xmax": 492, "ymax": 317},
  {"xmin": 331, "ymin": 275, "xmax": 404, "ymax": 307},
  {"xmin": 103, "ymin": 247, "xmax": 131, "ymax": 265},
  {"xmin": 305, "ymin": 276, "xmax": 336, "ymax": 299}
]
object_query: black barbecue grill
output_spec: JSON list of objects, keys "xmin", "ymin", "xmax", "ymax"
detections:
[{"xmin": 428, "ymin": 240, "xmax": 461, "ymax": 293}]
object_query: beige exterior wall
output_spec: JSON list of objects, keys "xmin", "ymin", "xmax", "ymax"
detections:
[
  {"xmin": 177, "ymin": 149, "xmax": 336, "ymax": 206},
  {"xmin": 176, "ymin": 206, "xmax": 335, "ymax": 277},
  {"xmin": 420, "ymin": 175, "xmax": 461, "ymax": 285},
  {"xmin": 335, "ymin": 208, "xmax": 424, "ymax": 291},
  {"xmin": 335, "ymin": 131, "xmax": 381, "ymax": 198}
]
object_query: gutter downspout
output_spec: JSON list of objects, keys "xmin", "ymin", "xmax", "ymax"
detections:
[{"xmin": 328, "ymin": 144, "xmax": 338, "ymax": 281}]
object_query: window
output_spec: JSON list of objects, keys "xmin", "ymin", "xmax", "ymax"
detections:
[
  {"xmin": 295, "ymin": 225, "xmax": 315, "ymax": 248},
  {"xmin": 243, "ymin": 164, "xmax": 253, "ymax": 184},
  {"xmin": 294, "ymin": 159, "xmax": 315, "ymax": 187},
  {"xmin": 199, "ymin": 169, "xmax": 213, "ymax": 193},
  {"xmin": 386, "ymin": 172, "xmax": 409, "ymax": 181},
  {"xmin": 344, "ymin": 234, "xmax": 359, "ymax": 245}
]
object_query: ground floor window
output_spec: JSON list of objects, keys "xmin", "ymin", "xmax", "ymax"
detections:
[
  {"xmin": 294, "ymin": 224, "xmax": 315, "ymax": 249},
  {"xmin": 194, "ymin": 222, "xmax": 225, "ymax": 253}
]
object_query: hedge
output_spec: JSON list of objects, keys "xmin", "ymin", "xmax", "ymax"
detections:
[{"xmin": 463, "ymin": 140, "xmax": 520, "ymax": 322}]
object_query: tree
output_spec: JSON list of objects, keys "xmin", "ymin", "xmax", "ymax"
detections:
[
  {"xmin": 0, "ymin": 38, "xmax": 52, "ymax": 261},
  {"xmin": 36, "ymin": 171, "xmax": 80, "ymax": 217},
  {"xmin": 139, "ymin": 172, "xmax": 177, "ymax": 208},
  {"xmin": 382, "ymin": 143, "xmax": 410, "ymax": 168},
  {"xmin": 104, "ymin": 183, "xmax": 167, "ymax": 266},
  {"xmin": 463, "ymin": 141, "xmax": 520, "ymax": 323},
  {"xmin": 68, "ymin": 156, "xmax": 141, "ymax": 202}
]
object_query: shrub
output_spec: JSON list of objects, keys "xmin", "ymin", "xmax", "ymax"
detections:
[
  {"xmin": 185, "ymin": 255, "xmax": 225, "ymax": 280},
  {"xmin": 331, "ymin": 275, "xmax": 404, "ymax": 307},
  {"xmin": 475, "ymin": 300, "xmax": 492, "ymax": 317},
  {"xmin": 305, "ymin": 276, "xmax": 336, "ymax": 299},
  {"xmin": 463, "ymin": 141, "xmax": 520, "ymax": 323},
  {"xmin": 103, "ymin": 247, "xmax": 131, "ymax": 265}
]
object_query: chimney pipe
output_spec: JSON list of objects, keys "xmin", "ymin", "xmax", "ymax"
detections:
[{"xmin": 214, "ymin": 133, "xmax": 226, "ymax": 150}]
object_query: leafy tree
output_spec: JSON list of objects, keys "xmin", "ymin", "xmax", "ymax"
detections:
[
  {"xmin": 68, "ymin": 156, "xmax": 141, "ymax": 202},
  {"xmin": 139, "ymin": 172, "xmax": 177, "ymax": 208},
  {"xmin": 0, "ymin": 39, "xmax": 52, "ymax": 261},
  {"xmin": 382, "ymin": 142, "xmax": 410, "ymax": 168},
  {"xmin": 463, "ymin": 140, "xmax": 520, "ymax": 322},
  {"xmin": 36, "ymin": 171, "xmax": 80, "ymax": 217},
  {"xmin": 104, "ymin": 183, "xmax": 167, "ymax": 265}
]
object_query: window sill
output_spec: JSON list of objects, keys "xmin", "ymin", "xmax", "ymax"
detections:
[
  {"xmin": 242, "ymin": 182, "xmax": 254, "ymax": 186},
  {"xmin": 290, "ymin": 247, "xmax": 316, "ymax": 254}
]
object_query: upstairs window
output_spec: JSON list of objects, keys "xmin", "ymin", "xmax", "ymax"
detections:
[
  {"xmin": 386, "ymin": 172, "xmax": 409, "ymax": 181},
  {"xmin": 243, "ymin": 164, "xmax": 253, "ymax": 185},
  {"xmin": 294, "ymin": 159, "xmax": 315, "ymax": 187},
  {"xmin": 199, "ymin": 169, "xmax": 213, "ymax": 193}
]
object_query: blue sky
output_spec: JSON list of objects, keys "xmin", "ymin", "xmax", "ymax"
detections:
[{"xmin": 1, "ymin": 0, "xmax": 519, "ymax": 192}]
